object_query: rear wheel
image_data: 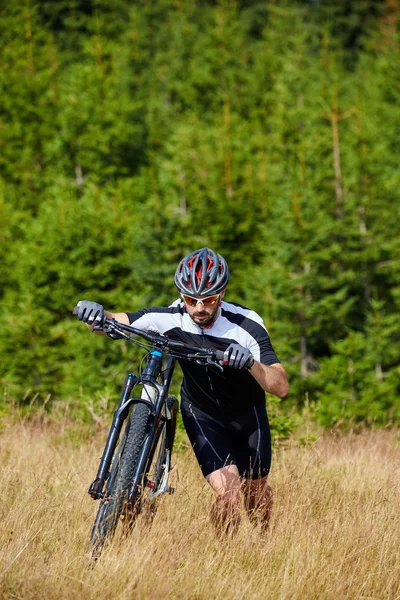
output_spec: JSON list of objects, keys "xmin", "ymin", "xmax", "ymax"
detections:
[{"xmin": 89, "ymin": 402, "xmax": 151, "ymax": 556}]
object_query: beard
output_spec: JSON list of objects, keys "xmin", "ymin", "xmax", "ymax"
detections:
[{"xmin": 189, "ymin": 305, "xmax": 220, "ymax": 327}]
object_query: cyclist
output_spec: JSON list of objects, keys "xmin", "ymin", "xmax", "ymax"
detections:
[{"xmin": 75, "ymin": 247, "xmax": 289, "ymax": 535}]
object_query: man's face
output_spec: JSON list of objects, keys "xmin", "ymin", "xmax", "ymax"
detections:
[{"xmin": 183, "ymin": 290, "xmax": 225, "ymax": 327}]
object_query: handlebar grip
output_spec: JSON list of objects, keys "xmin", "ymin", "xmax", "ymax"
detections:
[
  {"xmin": 215, "ymin": 350, "xmax": 225, "ymax": 362},
  {"xmin": 214, "ymin": 349, "xmax": 254, "ymax": 369},
  {"xmin": 72, "ymin": 306, "xmax": 79, "ymax": 316}
]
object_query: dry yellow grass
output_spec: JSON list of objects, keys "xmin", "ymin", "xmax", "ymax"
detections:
[{"xmin": 0, "ymin": 415, "xmax": 399, "ymax": 600}]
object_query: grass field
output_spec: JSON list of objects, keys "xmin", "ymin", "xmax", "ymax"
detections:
[{"xmin": 0, "ymin": 413, "xmax": 399, "ymax": 600}]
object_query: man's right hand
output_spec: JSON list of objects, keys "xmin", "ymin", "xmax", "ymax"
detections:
[{"xmin": 74, "ymin": 300, "xmax": 105, "ymax": 326}]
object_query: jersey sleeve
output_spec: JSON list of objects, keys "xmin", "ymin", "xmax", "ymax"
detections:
[
  {"xmin": 253, "ymin": 333, "xmax": 280, "ymax": 366},
  {"xmin": 221, "ymin": 304, "xmax": 281, "ymax": 366},
  {"xmin": 248, "ymin": 312, "xmax": 280, "ymax": 365},
  {"xmin": 125, "ymin": 302, "xmax": 183, "ymax": 333},
  {"xmin": 125, "ymin": 308, "xmax": 161, "ymax": 331}
]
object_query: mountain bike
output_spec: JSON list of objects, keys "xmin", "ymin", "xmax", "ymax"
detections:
[{"xmin": 74, "ymin": 314, "xmax": 226, "ymax": 556}]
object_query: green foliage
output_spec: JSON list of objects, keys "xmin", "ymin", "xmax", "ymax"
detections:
[{"xmin": 0, "ymin": 0, "xmax": 399, "ymax": 432}]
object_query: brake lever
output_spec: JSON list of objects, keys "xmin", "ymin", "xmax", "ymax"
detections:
[
  {"xmin": 208, "ymin": 358, "xmax": 224, "ymax": 372},
  {"xmin": 186, "ymin": 351, "xmax": 224, "ymax": 372},
  {"xmin": 93, "ymin": 320, "xmax": 127, "ymax": 339}
]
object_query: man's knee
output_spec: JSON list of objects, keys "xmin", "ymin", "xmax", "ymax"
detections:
[{"xmin": 206, "ymin": 464, "xmax": 241, "ymax": 497}]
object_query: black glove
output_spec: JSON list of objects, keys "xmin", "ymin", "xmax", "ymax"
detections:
[
  {"xmin": 74, "ymin": 300, "xmax": 105, "ymax": 326},
  {"xmin": 223, "ymin": 343, "xmax": 254, "ymax": 370}
]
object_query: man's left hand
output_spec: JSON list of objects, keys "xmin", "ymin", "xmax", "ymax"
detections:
[{"xmin": 223, "ymin": 343, "xmax": 254, "ymax": 370}]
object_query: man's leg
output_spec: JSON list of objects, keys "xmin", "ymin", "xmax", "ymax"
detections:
[
  {"xmin": 206, "ymin": 464, "xmax": 242, "ymax": 536},
  {"xmin": 242, "ymin": 475, "xmax": 273, "ymax": 531},
  {"xmin": 231, "ymin": 403, "xmax": 273, "ymax": 531}
]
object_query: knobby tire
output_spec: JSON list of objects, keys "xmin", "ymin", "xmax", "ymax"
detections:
[
  {"xmin": 89, "ymin": 396, "xmax": 178, "ymax": 556},
  {"xmin": 90, "ymin": 402, "xmax": 150, "ymax": 555}
]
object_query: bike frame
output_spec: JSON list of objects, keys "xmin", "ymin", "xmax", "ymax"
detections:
[
  {"xmin": 88, "ymin": 348, "xmax": 176, "ymax": 506},
  {"xmin": 85, "ymin": 315, "xmax": 227, "ymax": 516}
]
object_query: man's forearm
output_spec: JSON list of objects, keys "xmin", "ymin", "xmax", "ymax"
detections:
[
  {"xmin": 104, "ymin": 311, "xmax": 130, "ymax": 325},
  {"xmin": 249, "ymin": 362, "xmax": 289, "ymax": 398}
]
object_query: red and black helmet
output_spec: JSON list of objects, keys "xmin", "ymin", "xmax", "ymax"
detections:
[{"xmin": 174, "ymin": 248, "xmax": 229, "ymax": 297}]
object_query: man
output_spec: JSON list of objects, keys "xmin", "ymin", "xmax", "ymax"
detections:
[{"xmin": 75, "ymin": 247, "xmax": 289, "ymax": 535}]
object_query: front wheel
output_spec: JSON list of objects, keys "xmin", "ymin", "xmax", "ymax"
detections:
[
  {"xmin": 89, "ymin": 402, "xmax": 151, "ymax": 556},
  {"xmin": 89, "ymin": 397, "xmax": 179, "ymax": 556}
]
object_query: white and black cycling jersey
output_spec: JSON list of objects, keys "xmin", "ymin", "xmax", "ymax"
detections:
[{"xmin": 126, "ymin": 299, "xmax": 281, "ymax": 414}]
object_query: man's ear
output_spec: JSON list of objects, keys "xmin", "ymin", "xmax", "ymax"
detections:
[{"xmin": 220, "ymin": 289, "xmax": 226, "ymax": 302}]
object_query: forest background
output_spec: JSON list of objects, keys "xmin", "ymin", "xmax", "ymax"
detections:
[{"xmin": 1, "ymin": 0, "xmax": 399, "ymax": 436}]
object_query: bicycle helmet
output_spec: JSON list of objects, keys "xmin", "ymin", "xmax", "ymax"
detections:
[{"xmin": 174, "ymin": 247, "xmax": 229, "ymax": 297}]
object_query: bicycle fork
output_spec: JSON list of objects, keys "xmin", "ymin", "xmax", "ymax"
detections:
[
  {"xmin": 89, "ymin": 372, "xmax": 140, "ymax": 499},
  {"xmin": 89, "ymin": 351, "xmax": 175, "ymax": 504}
]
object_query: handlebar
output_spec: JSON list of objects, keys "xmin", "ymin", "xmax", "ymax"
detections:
[{"xmin": 73, "ymin": 309, "xmax": 227, "ymax": 370}]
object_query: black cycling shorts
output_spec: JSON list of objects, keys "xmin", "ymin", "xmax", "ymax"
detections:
[{"xmin": 180, "ymin": 399, "xmax": 272, "ymax": 479}]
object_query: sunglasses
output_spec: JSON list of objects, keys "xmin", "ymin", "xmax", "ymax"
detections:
[{"xmin": 181, "ymin": 293, "xmax": 220, "ymax": 307}]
